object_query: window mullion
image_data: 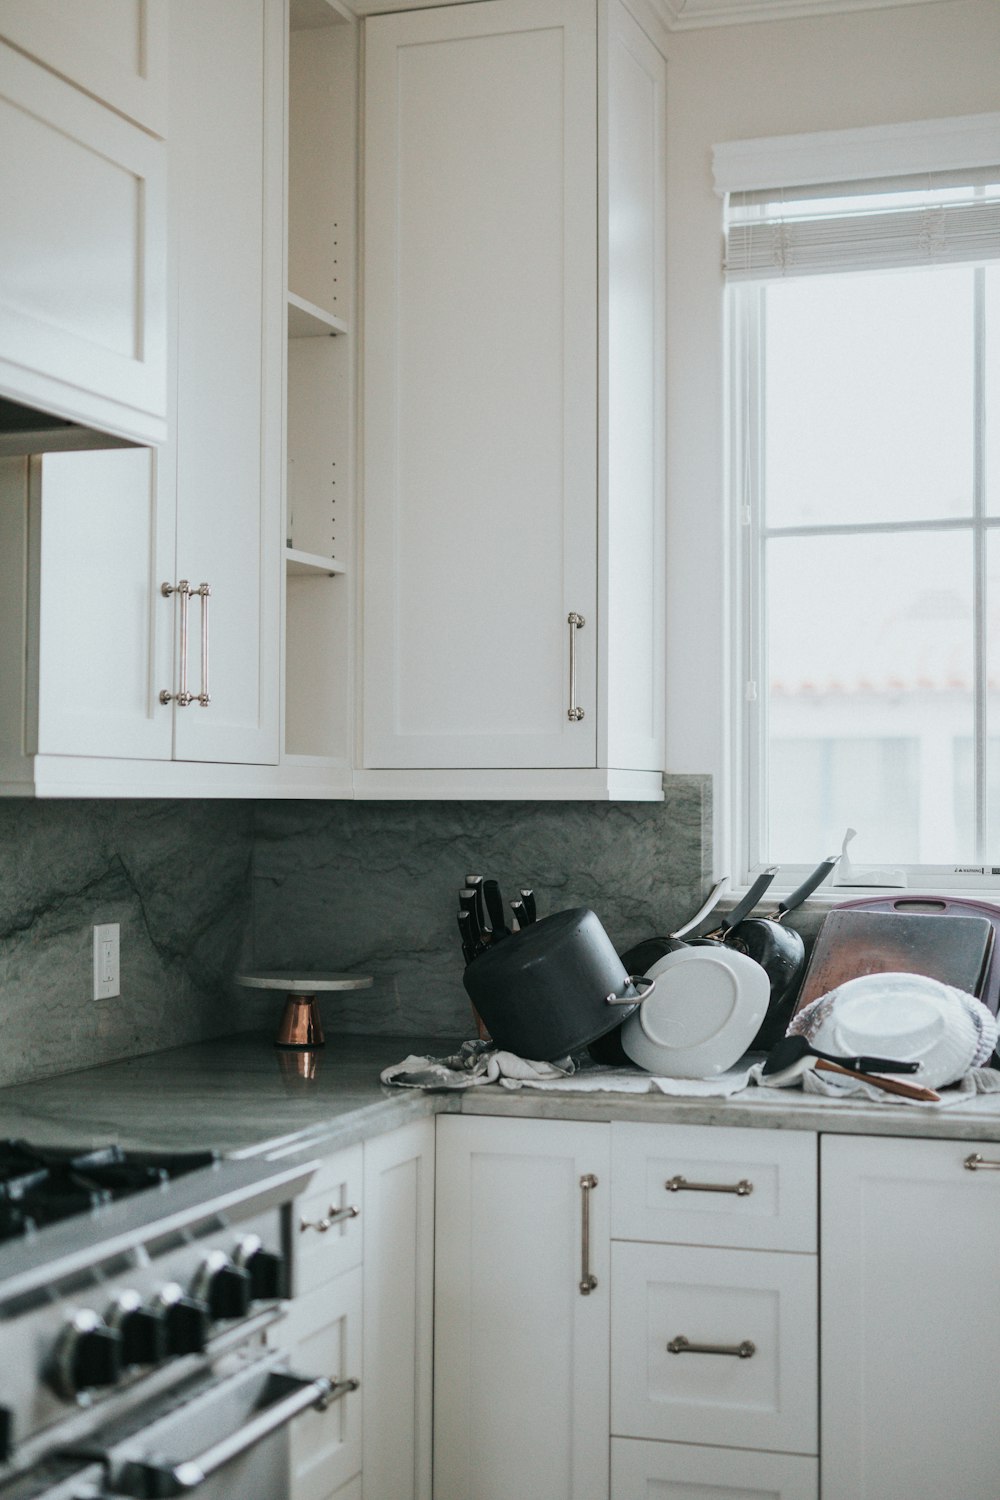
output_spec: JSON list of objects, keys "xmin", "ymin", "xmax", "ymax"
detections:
[{"xmin": 974, "ymin": 265, "xmax": 988, "ymax": 861}]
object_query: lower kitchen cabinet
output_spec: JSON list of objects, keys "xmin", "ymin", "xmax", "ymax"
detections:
[
  {"xmin": 821, "ymin": 1133, "xmax": 1000, "ymax": 1499},
  {"xmin": 434, "ymin": 1115, "xmax": 611, "ymax": 1500},
  {"xmin": 611, "ymin": 1439, "xmax": 818, "ymax": 1499}
]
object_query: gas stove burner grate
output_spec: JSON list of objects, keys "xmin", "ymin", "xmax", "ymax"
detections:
[{"xmin": 0, "ymin": 1141, "xmax": 219, "ymax": 1247}]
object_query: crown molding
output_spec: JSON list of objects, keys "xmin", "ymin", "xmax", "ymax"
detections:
[{"xmin": 650, "ymin": 0, "xmax": 963, "ymax": 29}]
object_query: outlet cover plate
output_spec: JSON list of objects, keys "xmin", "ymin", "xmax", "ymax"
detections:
[{"xmin": 93, "ymin": 923, "xmax": 120, "ymax": 1000}]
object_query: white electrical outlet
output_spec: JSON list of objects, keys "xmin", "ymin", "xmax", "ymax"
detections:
[{"xmin": 93, "ymin": 923, "xmax": 120, "ymax": 1000}]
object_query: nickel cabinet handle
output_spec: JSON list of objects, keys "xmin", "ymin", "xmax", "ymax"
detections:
[
  {"xmin": 964, "ymin": 1153, "xmax": 1000, "ymax": 1171},
  {"xmin": 300, "ymin": 1203, "xmax": 360, "ymax": 1234},
  {"xmin": 579, "ymin": 1173, "xmax": 598, "ymax": 1295},
  {"xmin": 567, "ymin": 612, "xmax": 585, "ymax": 722},
  {"xmin": 665, "ymin": 1175, "xmax": 754, "ymax": 1197},
  {"xmin": 160, "ymin": 581, "xmax": 211, "ymax": 708},
  {"xmin": 194, "ymin": 582, "xmax": 211, "ymax": 707},
  {"xmin": 667, "ymin": 1335, "xmax": 756, "ymax": 1359}
]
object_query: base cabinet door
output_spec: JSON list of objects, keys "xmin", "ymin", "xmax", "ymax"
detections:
[
  {"xmin": 611, "ymin": 1439, "xmax": 817, "ymax": 1499},
  {"xmin": 434, "ymin": 1115, "xmax": 611, "ymax": 1500},
  {"xmin": 821, "ymin": 1134, "xmax": 1000, "ymax": 1499},
  {"xmin": 362, "ymin": 1119, "xmax": 435, "ymax": 1500}
]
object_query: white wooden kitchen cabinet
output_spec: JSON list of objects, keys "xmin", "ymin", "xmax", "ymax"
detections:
[
  {"xmin": 0, "ymin": 0, "xmax": 284, "ymax": 795},
  {"xmin": 362, "ymin": 1119, "xmax": 435, "ymax": 1500},
  {"xmin": 0, "ymin": 22, "xmax": 166, "ymax": 446},
  {"xmin": 359, "ymin": 0, "xmax": 666, "ymax": 800},
  {"xmin": 433, "ymin": 1114, "xmax": 611, "ymax": 1500},
  {"xmin": 821, "ymin": 1133, "xmax": 1000, "ymax": 1500}
]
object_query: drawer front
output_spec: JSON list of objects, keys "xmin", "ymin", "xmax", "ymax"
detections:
[
  {"xmin": 611, "ymin": 1124, "xmax": 817, "ymax": 1251},
  {"xmin": 611, "ymin": 1438, "xmax": 817, "ymax": 1499},
  {"xmin": 294, "ymin": 1145, "xmax": 364, "ymax": 1295},
  {"xmin": 611, "ymin": 1242, "xmax": 817, "ymax": 1453},
  {"xmin": 269, "ymin": 1266, "xmax": 363, "ymax": 1500}
]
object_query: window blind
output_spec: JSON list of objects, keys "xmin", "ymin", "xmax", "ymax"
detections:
[{"xmin": 724, "ymin": 177, "xmax": 1000, "ymax": 282}]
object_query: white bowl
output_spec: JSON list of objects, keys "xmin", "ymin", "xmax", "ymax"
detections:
[
  {"xmin": 621, "ymin": 944, "xmax": 770, "ymax": 1078},
  {"xmin": 806, "ymin": 972, "xmax": 983, "ymax": 1090}
]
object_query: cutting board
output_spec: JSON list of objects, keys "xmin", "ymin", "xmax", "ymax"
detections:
[{"xmin": 793, "ymin": 908, "xmax": 996, "ymax": 1016}]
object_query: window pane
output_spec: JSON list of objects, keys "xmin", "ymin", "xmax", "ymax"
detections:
[
  {"xmin": 763, "ymin": 267, "xmax": 975, "ymax": 528},
  {"xmin": 988, "ymin": 264, "xmax": 1000, "ymax": 516},
  {"xmin": 983, "ymin": 533, "xmax": 1000, "ymax": 855},
  {"xmin": 765, "ymin": 530, "xmax": 974, "ymax": 863}
]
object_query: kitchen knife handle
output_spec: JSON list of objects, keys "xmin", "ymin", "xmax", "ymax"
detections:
[
  {"xmin": 579, "ymin": 1173, "xmax": 598, "ymax": 1295},
  {"xmin": 815, "ymin": 1059, "xmax": 940, "ymax": 1102},
  {"xmin": 567, "ymin": 612, "xmax": 586, "ymax": 722},
  {"xmin": 519, "ymin": 889, "xmax": 536, "ymax": 924}
]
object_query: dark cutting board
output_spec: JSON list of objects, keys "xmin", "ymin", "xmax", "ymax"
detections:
[{"xmin": 793, "ymin": 909, "xmax": 995, "ymax": 1015}]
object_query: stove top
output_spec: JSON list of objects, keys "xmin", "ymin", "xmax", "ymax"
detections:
[{"xmin": 0, "ymin": 1141, "xmax": 217, "ymax": 1246}]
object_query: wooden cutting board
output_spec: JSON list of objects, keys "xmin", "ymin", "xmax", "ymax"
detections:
[{"xmin": 793, "ymin": 909, "xmax": 995, "ymax": 1015}]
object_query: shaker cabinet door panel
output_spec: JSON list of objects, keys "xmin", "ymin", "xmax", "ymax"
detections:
[
  {"xmin": 434, "ymin": 1115, "xmax": 610, "ymax": 1500},
  {"xmin": 166, "ymin": 0, "xmax": 282, "ymax": 766},
  {"xmin": 362, "ymin": 0, "xmax": 598, "ymax": 770}
]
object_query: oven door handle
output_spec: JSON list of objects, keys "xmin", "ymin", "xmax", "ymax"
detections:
[{"xmin": 115, "ymin": 1370, "xmax": 358, "ymax": 1497}]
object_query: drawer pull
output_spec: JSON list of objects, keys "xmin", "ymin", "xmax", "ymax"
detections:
[
  {"xmin": 579, "ymin": 1173, "xmax": 598, "ymax": 1295},
  {"xmin": 300, "ymin": 1203, "xmax": 360, "ymax": 1234},
  {"xmin": 667, "ymin": 1335, "xmax": 756, "ymax": 1359},
  {"xmin": 665, "ymin": 1175, "xmax": 753, "ymax": 1196},
  {"xmin": 964, "ymin": 1153, "xmax": 1000, "ymax": 1171}
]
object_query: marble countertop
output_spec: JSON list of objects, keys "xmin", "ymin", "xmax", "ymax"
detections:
[{"xmin": 3, "ymin": 1031, "xmax": 1000, "ymax": 1160}]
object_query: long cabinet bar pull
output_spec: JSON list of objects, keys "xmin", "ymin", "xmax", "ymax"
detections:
[
  {"xmin": 579, "ymin": 1173, "xmax": 598, "ymax": 1295},
  {"xmin": 567, "ymin": 612, "xmax": 585, "ymax": 722},
  {"xmin": 193, "ymin": 582, "xmax": 211, "ymax": 706},
  {"xmin": 159, "ymin": 581, "xmax": 194, "ymax": 706},
  {"xmin": 668, "ymin": 1335, "xmax": 756, "ymax": 1359},
  {"xmin": 964, "ymin": 1153, "xmax": 1000, "ymax": 1171},
  {"xmin": 300, "ymin": 1203, "xmax": 360, "ymax": 1234},
  {"xmin": 665, "ymin": 1175, "xmax": 753, "ymax": 1196}
]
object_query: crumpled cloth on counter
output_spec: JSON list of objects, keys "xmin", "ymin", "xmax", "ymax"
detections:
[
  {"xmin": 750, "ymin": 1059, "xmax": 1000, "ymax": 1107},
  {"xmin": 381, "ymin": 1040, "xmax": 754, "ymax": 1097},
  {"xmin": 382, "ymin": 1040, "xmax": 1000, "ymax": 1105}
]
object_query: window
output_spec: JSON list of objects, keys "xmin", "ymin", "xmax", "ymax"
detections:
[{"xmin": 717, "ymin": 117, "xmax": 1000, "ymax": 886}]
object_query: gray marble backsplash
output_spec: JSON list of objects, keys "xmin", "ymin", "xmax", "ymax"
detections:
[
  {"xmin": 0, "ymin": 777, "xmax": 711, "ymax": 1087},
  {"xmin": 250, "ymin": 776, "xmax": 712, "ymax": 1044},
  {"xmin": 0, "ymin": 801, "xmax": 255, "ymax": 1089}
]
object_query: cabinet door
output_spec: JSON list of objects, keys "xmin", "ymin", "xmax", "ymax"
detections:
[
  {"xmin": 362, "ymin": 1120, "xmax": 434, "ymax": 1500},
  {"xmin": 0, "ymin": 39, "xmax": 166, "ymax": 444},
  {"xmin": 821, "ymin": 1134, "xmax": 1000, "ymax": 1499},
  {"xmin": 611, "ymin": 1439, "xmax": 817, "ymax": 1499},
  {"xmin": 434, "ymin": 1115, "xmax": 610, "ymax": 1500},
  {"xmin": 165, "ymin": 0, "xmax": 282, "ymax": 766},
  {"xmin": 362, "ymin": 0, "xmax": 598, "ymax": 770},
  {"xmin": 0, "ymin": 0, "xmax": 167, "ymax": 134}
]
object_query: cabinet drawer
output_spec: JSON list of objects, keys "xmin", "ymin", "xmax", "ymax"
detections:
[
  {"xmin": 293, "ymin": 1145, "xmax": 364, "ymax": 1295},
  {"xmin": 611, "ymin": 1438, "xmax": 817, "ymax": 1499},
  {"xmin": 611, "ymin": 1124, "xmax": 817, "ymax": 1251},
  {"xmin": 269, "ymin": 1266, "xmax": 363, "ymax": 1500},
  {"xmin": 611, "ymin": 1242, "xmax": 817, "ymax": 1453}
]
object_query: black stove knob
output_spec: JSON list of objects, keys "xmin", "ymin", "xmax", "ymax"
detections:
[
  {"xmin": 122, "ymin": 1304, "xmax": 168, "ymax": 1366},
  {"xmin": 51, "ymin": 1310, "xmax": 124, "ymax": 1398},
  {"xmin": 234, "ymin": 1235, "xmax": 288, "ymax": 1301},
  {"xmin": 192, "ymin": 1250, "xmax": 252, "ymax": 1322},
  {"xmin": 158, "ymin": 1284, "xmax": 210, "ymax": 1356}
]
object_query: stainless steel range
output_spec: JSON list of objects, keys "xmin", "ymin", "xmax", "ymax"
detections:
[{"xmin": 0, "ymin": 1139, "xmax": 356, "ymax": 1499}]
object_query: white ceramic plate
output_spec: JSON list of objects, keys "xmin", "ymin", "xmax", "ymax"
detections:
[
  {"xmin": 621, "ymin": 944, "xmax": 770, "ymax": 1078},
  {"xmin": 806, "ymin": 972, "xmax": 983, "ymax": 1089}
]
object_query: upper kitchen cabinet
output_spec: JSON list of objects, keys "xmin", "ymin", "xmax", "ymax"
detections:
[
  {"xmin": 359, "ymin": 0, "xmax": 666, "ymax": 800},
  {"xmin": 279, "ymin": 0, "xmax": 358, "ymax": 797},
  {"xmin": 0, "ymin": 0, "xmax": 284, "ymax": 796},
  {"xmin": 0, "ymin": 3, "xmax": 167, "ymax": 447}
]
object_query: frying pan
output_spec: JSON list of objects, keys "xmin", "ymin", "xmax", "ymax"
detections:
[
  {"xmin": 616, "ymin": 875, "xmax": 734, "ymax": 977},
  {"xmin": 722, "ymin": 855, "xmax": 840, "ymax": 1051}
]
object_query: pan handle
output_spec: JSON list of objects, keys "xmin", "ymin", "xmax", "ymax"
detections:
[
  {"xmin": 605, "ymin": 975, "xmax": 656, "ymax": 1006},
  {"xmin": 776, "ymin": 854, "xmax": 840, "ymax": 919},
  {"xmin": 714, "ymin": 868, "xmax": 777, "ymax": 935},
  {"xmin": 670, "ymin": 877, "xmax": 730, "ymax": 940}
]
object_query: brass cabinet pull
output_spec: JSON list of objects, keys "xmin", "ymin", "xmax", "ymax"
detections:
[
  {"xmin": 665, "ymin": 1175, "xmax": 753, "ymax": 1196},
  {"xmin": 964, "ymin": 1153, "xmax": 1000, "ymax": 1171},
  {"xmin": 579, "ymin": 1173, "xmax": 598, "ymax": 1295},
  {"xmin": 667, "ymin": 1334, "xmax": 756, "ymax": 1359},
  {"xmin": 300, "ymin": 1203, "xmax": 360, "ymax": 1234},
  {"xmin": 567, "ymin": 612, "xmax": 585, "ymax": 722}
]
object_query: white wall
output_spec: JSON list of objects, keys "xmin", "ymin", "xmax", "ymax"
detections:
[{"xmin": 662, "ymin": 0, "xmax": 1000, "ymax": 874}]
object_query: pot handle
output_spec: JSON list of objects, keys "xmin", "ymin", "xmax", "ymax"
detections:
[
  {"xmin": 605, "ymin": 974, "xmax": 656, "ymax": 1006},
  {"xmin": 775, "ymin": 853, "xmax": 840, "ymax": 919}
]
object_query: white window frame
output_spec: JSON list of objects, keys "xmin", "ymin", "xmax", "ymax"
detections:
[{"xmin": 712, "ymin": 111, "xmax": 1000, "ymax": 894}]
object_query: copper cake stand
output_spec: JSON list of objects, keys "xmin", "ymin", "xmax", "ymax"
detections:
[{"xmin": 235, "ymin": 971, "xmax": 374, "ymax": 1049}]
